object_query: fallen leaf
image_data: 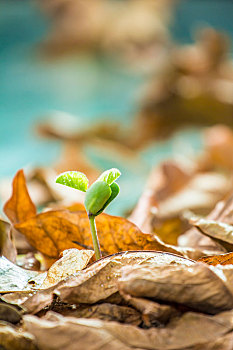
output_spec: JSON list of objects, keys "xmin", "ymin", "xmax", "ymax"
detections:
[
  {"xmin": 55, "ymin": 251, "xmax": 194, "ymax": 305},
  {"xmin": 130, "ymin": 161, "xmax": 230, "ymax": 246},
  {"xmin": 40, "ymin": 249, "xmax": 94, "ymax": 289},
  {"xmin": 190, "ymin": 217, "xmax": 233, "ymax": 251},
  {"xmin": 4, "ymin": 169, "xmax": 37, "ymax": 224},
  {"xmin": 121, "ymin": 294, "xmax": 178, "ymax": 327},
  {"xmin": 119, "ymin": 262, "xmax": 233, "ymax": 314},
  {"xmin": 14, "ymin": 209, "xmax": 192, "ymax": 259},
  {"xmin": 0, "ymin": 323, "xmax": 37, "ymax": 350},
  {"xmin": 0, "ymin": 303, "xmax": 22, "ymax": 324},
  {"xmin": 23, "ymin": 310, "xmax": 233, "ymax": 350},
  {"xmin": 0, "ymin": 256, "xmax": 41, "ymax": 293},
  {"xmin": 0, "ymin": 219, "xmax": 17, "ymax": 263},
  {"xmin": 1, "ymin": 289, "xmax": 54, "ymax": 315},
  {"xmin": 198, "ymin": 252, "xmax": 233, "ymax": 266},
  {"xmin": 59, "ymin": 303, "xmax": 141, "ymax": 325}
]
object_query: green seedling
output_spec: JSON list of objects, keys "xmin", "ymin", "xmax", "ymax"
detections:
[{"xmin": 56, "ymin": 168, "xmax": 121, "ymax": 260}]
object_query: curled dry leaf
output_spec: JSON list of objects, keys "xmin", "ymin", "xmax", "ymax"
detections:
[
  {"xmin": 121, "ymin": 294, "xmax": 179, "ymax": 327},
  {"xmin": 130, "ymin": 160, "xmax": 230, "ymax": 247},
  {"xmin": 179, "ymin": 193, "xmax": 233, "ymax": 251},
  {"xmin": 0, "ymin": 303, "xmax": 22, "ymax": 324},
  {"xmin": 3, "ymin": 169, "xmax": 36, "ymax": 224},
  {"xmin": 0, "ymin": 219, "xmax": 17, "ymax": 263},
  {"xmin": 57, "ymin": 303, "xmax": 141, "ymax": 326},
  {"xmin": 23, "ymin": 310, "xmax": 233, "ymax": 350},
  {"xmin": 14, "ymin": 209, "xmax": 191, "ymax": 259},
  {"xmin": 0, "ymin": 256, "xmax": 41, "ymax": 293},
  {"xmin": 40, "ymin": 249, "xmax": 94, "ymax": 289},
  {"xmin": 0, "ymin": 323, "xmax": 37, "ymax": 350},
  {"xmin": 55, "ymin": 251, "xmax": 194, "ymax": 305},
  {"xmin": 198, "ymin": 252, "xmax": 233, "ymax": 266},
  {"xmin": 119, "ymin": 262, "xmax": 233, "ymax": 314},
  {"xmin": 190, "ymin": 217, "xmax": 233, "ymax": 251},
  {"xmin": 1, "ymin": 289, "xmax": 54, "ymax": 315}
]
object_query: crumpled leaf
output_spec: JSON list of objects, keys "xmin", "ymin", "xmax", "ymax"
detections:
[
  {"xmin": 23, "ymin": 310, "xmax": 233, "ymax": 350},
  {"xmin": 0, "ymin": 248, "xmax": 93, "ymax": 294},
  {"xmin": 179, "ymin": 193, "xmax": 233, "ymax": 251},
  {"xmin": 130, "ymin": 160, "xmax": 230, "ymax": 246},
  {"xmin": 1, "ymin": 289, "xmax": 54, "ymax": 315},
  {"xmin": 0, "ymin": 219, "xmax": 17, "ymax": 263},
  {"xmin": 0, "ymin": 322, "xmax": 37, "ymax": 350},
  {"xmin": 60, "ymin": 303, "xmax": 141, "ymax": 325},
  {"xmin": 198, "ymin": 252, "xmax": 233, "ymax": 266},
  {"xmin": 190, "ymin": 216, "xmax": 233, "ymax": 251},
  {"xmin": 40, "ymin": 249, "xmax": 94, "ymax": 289},
  {"xmin": 0, "ymin": 303, "xmax": 22, "ymax": 324},
  {"xmin": 0, "ymin": 256, "xmax": 41, "ymax": 293},
  {"xmin": 4, "ymin": 169, "xmax": 37, "ymax": 224},
  {"xmin": 55, "ymin": 251, "xmax": 194, "ymax": 305},
  {"xmin": 119, "ymin": 262, "xmax": 233, "ymax": 314},
  {"xmin": 13, "ymin": 209, "xmax": 193, "ymax": 259},
  {"xmin": 121, "ymin": 294, "xmax": 178, "ymax": 327}
]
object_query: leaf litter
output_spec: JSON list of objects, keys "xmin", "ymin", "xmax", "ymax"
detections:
[{"xmin": 1, "ymin": 159, "xmax": 233, "ymax": 349}]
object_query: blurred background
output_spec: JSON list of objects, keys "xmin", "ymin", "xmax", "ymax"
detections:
[{"xmin": 1, "ymin": 0, "xmax": 233, "ymax": 216}]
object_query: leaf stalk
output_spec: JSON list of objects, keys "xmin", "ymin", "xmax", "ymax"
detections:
[{"xmin": 88, "ymin": 214, "xmax": 102, "ymax": 260}]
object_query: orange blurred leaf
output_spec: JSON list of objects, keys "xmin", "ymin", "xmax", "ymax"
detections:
[
  {"xmin": 4, "ymin": 170, "xmax": 36, "ymax": 224},
  {"xmin": 198, "ymin": 252, "xmax": 233, "ymax": 266}
]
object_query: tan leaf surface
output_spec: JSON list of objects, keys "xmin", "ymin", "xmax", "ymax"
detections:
[
  {"xmin": 4, "ymin": 169, "xmax": 37, "ymax": 224},
  {"xmin": 23, "ymin": 310, "xmax": 233, "ymax": 350},
  {"xmin": 55, "ymin": 251, "xmax": 194, "ymax": 305},
  {"xmin": 0, "ymin": 256, "xmax": 41, "ymax": 293},
  {"xmin": 190, "ymin": 217, "xmax": 233, "ymax": 251},
  {"xmin": 198, "ymin": 252, "xmax": 233, "ymax": 266},
  {"xmin": 0, "ymin": 219, "xmax": 17, "ymax": 263},
  {"xmin": 58, "ymin": 303, "xmax": 141, "ymax": 325},
  {"xmin": 40, "ymin": 249, "xmax": 94, "ymax": 289},
  {"xmin": 0, "ymin": 323, "xmax": 37, "ymax": 350},
  {"xmin": 119, "ymin": 262, "xmax": 233, "ymax": 314},
  {"xmin": 1, "ymin": 289, "xmax": 54, "ymax": 315},
  {"xmin": 180, "ymin": 193, "xmax": 233, "ymax": 251},
  {"xmin": 14, "ymin": 209, "xmax": 191, "ymax": 259},
  {"xmin": 121, "ymin": 294, "xmax": 178, "ymax": 327},
  {"xmin": 130, "ymin": 160, "xmax": 230, "ymax": 246}
]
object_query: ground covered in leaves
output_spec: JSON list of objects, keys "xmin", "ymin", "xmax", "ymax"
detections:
[{"xmin": 2, "ymin": 133, "xmax": 233, "ymax": 350}]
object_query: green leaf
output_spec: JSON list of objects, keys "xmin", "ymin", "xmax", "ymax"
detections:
[
  {"xmin": 84, "ymin": 181, "xmax": 111, "ymax": 215},
  {"xmin": 97, "ymin": 168, "xmax": 121, "ymax": 185},
  {"xmin": 56, "ymin": 171, "xmax": 89, "ymax": 192},
  {"xmin": 96, "ymin": 182, "xmax": 120, "ymax": 215}
]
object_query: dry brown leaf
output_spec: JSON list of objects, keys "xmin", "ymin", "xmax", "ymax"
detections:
[
  {"xmin": 23, "ymin": 310, "xmax": 233, "ymax": 350},
  {"xmin": 0, "ymin": 303, "xmax": 22, "ymax": 324},
  {"xmin": 55, "ymin": 251, "xmax": 194, "ymax": 305},
  {"xmin": 121, "ymin": 294, "xmax": 178, "ymax": 327},
  {"xmin": 119, "ymin": 262, "xmax": 233, "ymax": 314},
  {"xmin": 0, "ymin": 322, "xmax": 37, "ymax": 350},
  {"xmin": 4, "ymin": 169, "xmax": 37, "ymax": 225},
  {"xmin": 198, "ymin": 252, "xmax": 233, "ymax": 266},
  {"xmin": 0, "ymin": 219, "xmax": 17, "ymax": 263},
  {"xmin": 40, "ymin": 249, "xmax": 94, "ymax": 289},
  {"xmin": 190, "ymin": 217, "xmax": 233, "ymax": 251},
  {"xmin": 14, "ymin": 209, "xmax": 191, "ymax": 259},
  {"xmin": 0, "ymin": 256, "xmax": 41, "ymax": 293},
  {"xmin": 130, "ymin": 160, "xmax": 230, "ymax": 247},
  {"xmin": 59, "ymin": 303, "xmax": 141, "ymax": 325},
  {"xmin": 1, "ymin": 289, "xmax": 54, "ymax": 315},
  {"xmin": 179, "ymin": 193, "xmax": 233, "ymax": 251}
]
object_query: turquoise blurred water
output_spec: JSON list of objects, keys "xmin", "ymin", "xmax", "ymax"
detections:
[{"xmin": 0, "ymin": 0, "xmax": 232, "ymax": 215}]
